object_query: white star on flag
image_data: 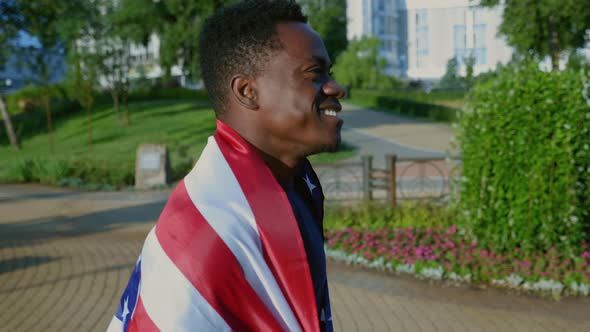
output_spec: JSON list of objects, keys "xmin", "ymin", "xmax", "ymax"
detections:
[
  {"xmin": 122, "ymin": 297, "xmax": 130, "ymax": 323},
  {"xmin": 303, "ymin": 174, "xmax": 316, "ymax": 193}
]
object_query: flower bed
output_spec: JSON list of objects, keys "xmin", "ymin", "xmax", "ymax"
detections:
[{"xmin": 325, "ymin": 226, "xmax": 590, "ymax": 297}]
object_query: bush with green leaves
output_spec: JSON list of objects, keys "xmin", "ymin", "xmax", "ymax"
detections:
[
  {"xmin": 456, "ymin": 60, "xmax": 590, "ymax": 253},
  {"xmin": 350, "ymin": 89, "xmax": 459, "ymax": 122}
]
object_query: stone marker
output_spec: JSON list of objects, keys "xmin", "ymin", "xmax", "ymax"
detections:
[{"xmin": 135, "ymin": 144, "xmax": 171, "ymax": 189}]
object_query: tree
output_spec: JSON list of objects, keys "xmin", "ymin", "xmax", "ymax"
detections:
[
  {"xmin": 480, "ymin": 0, "xmax": 590, "ymax": 71},
  {"xmin": 464, "ymin": 54, "xmax": 476, "ymax": 86},
  {"xmin": 439, "ymin": 57, "xmax": 464, "ymax": 90},
  {"xmin": 299, "ymin": 0, "xmax": 348, "ymax": 61},
  {"xmin": 95, "ymin": 0, "xmax": 134, "ymax": 125},
  {"xmin": 332, "ymin": 36, "xmax": 397, "ymax": 90},
  {"xmin": 0, "ymin": 0, "xmax": 22, "ymax": 150},
  {"xmin": 112, "ymin": 0, "xmax": 234, "ymax": 82},
  {"xmin": 15, "ymin": 0, "xmax": 71, "ymax": 154}
]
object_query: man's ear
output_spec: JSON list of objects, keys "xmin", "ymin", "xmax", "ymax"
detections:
[{"xmin": 230, "ymin": 75, "xmax": 259, "ymax": 110}]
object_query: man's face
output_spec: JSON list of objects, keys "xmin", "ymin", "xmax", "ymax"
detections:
[{"xmin": 254, "ymin": 22, "xmax": 346, "ymax": 157}]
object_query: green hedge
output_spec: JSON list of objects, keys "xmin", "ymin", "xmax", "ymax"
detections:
[
  {"xmin": 10, "ymin": 157, "xmax": 134, "ymax": 189},
  {"xmin": 457, "ymin": 60, "xmax": 590, "ymax": 253},
  {"xmin": 349, "ymin": 89, "xmax": 461, "ymax": 122}
]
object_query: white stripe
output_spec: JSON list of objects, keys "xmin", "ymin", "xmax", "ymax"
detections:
[
  {"xmin": 105, "ymin": 316, "xmax": 123, "ymax": 332},
  {"xmin": 139, "ymin": 228, "xmax": 231, "ymax": 332},
  {"xmin": 184, "ymin": 136, "xmax": 301, "ymax": 332}
]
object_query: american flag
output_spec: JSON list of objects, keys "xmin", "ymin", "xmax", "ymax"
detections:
[{"xmin": 107, "ymin": 120, "xmax": 332, "ymax": 331}]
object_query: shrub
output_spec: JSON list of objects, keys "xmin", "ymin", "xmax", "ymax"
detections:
[
  {"xmin": 12, "ymin": 157, "xmax": 134, "ymax": 188},
  {"xmin": 350, "ymin": 89, "xmax": 459, "ymax": 122},
  {"xmin": 457, "ymin": 60, "xmax": 590, "ymax": 253},
  {"xmin": 127, "ymin": 87, "xmax": 208, "ymax": 102}
]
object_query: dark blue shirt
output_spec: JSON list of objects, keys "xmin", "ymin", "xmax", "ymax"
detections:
[{"xmin": 285, "ymin": 184, "xmax": 328, "ymax": 323}]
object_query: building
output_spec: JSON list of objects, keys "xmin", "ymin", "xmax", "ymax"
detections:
[{"xmin": 347, "ymin": 0, "xmax": 514, "ymax": 80}]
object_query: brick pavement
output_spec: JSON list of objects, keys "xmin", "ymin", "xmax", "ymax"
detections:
[{"xmin": 1, "ymin": 184, "xmax": 589, "ymax": 331}]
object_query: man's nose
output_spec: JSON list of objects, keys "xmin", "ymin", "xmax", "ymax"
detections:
[{"xmin": 322, "ymin": 79, "xmax": 346, "ymax": 99}]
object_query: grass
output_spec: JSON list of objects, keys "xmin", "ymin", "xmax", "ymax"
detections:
[{"xmin": 0, "ymin": 98, "xmax": 356, "ymax": 187}]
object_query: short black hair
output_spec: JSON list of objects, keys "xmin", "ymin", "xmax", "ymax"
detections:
[{"xmin": 198, "ymin": 0, "xmax": 307, "ymax": 114}]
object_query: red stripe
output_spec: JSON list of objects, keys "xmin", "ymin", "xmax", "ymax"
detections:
[
  {"xmin": 154, "ymin": 180, "xmax": 284, "ymax": 331},
  {"xmin": 214, "ymin": 120, "xmax": 319, "ymax": 332},
  {"xmin": 127, "ymin": 297, "xmax": 158, "ymax": 332}
]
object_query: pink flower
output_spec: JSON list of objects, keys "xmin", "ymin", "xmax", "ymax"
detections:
[{"xmin": 447, "ymin": 225, "xmax": 458, "ymax": 234}]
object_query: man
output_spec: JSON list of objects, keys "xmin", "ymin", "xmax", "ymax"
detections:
[{"xmin": 107, "ymin": 1, "xmax": 345, "ymax": 331}]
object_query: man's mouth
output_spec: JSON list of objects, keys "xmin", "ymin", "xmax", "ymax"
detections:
[{"xmin": 319, "ymin": 108, "xmax": 339, "ymax": 117}]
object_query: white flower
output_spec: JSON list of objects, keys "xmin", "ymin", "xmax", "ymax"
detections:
[
  {"xmin": 420, "ymin": 266, "xmax": 444, "ymax": 280},
  {"xmin": 396, "ymin": 264, "xmax": 415, "ymax": 274},
  {"xmin": 506, "ymin": 274, "xmax": 524, "ymax": 287},
  {"xmin": 563, "ymin": 124, "xmax": 571, "ymax": 130}
]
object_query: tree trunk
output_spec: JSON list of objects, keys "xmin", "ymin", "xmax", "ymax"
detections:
[
  {"xmin": 42, "ymin": 94, "xmax": 54, "ymax": 154},
  {"xmin": 548, "ymin": 16, "xmax": 560, "ymax": 71},
  {"xmin": 85, "ymin": 102, "xmax": 92, "ymax": 152},
  {"xmin": 110, "ymin": 89, "xmax": 120, "ymax": 120},
  {"xmin": 111, "ymin": 89, "xmax": 120, "ymax": 118},
  {"xmin": 122, "ymin": 89, "xmax": 130, "ymax": 126},
  {"xmin": 0, "ymin": 93, "xmax": 20, "ymax": 150}
]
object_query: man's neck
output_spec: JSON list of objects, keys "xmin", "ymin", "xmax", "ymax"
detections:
[
  {"xmin": 253, "ymin": 145, "xmax": 302, "ymax": 188},
  {"xmin": 220, "ymin": 115, "xmax": 304, "ymax": 188}
]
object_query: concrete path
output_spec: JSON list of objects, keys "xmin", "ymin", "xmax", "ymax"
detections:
[
  {"xmin": 1, "ymin": 184, "xmax": 589, "ymax": 332},
  {"xmin": 339, "ymin": 103, "xmax": 453, "ymax": 168}
]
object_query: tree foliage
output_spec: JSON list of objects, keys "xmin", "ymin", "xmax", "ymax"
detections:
[
  {"xmin": 299, "ymin": 0, "xmax": 348, "ymax": 61},
  {"xmin": 111, "ymin": 0, "xmax": 235, "ymax": 79},
  {"xmin": 480, "ymin": 0, "xmax": 590, "ymax": 70},
  {"xmin": 332, "ymin": 36, "xmax": 397, "ymax": 90}
]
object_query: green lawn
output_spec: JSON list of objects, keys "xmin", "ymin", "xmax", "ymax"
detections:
[{"xmin": 0, "ymin": 99, "xmax": 355, "ymax": 187}]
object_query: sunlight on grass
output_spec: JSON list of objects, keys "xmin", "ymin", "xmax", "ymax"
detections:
[{"xmin": 0, "ymin": 99, "xmax": 356, "ymax": 185}]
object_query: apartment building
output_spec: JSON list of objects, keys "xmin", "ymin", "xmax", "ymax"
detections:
[{"xmin": 347, "ymin": 0, "xmax": 514, "ymax": 80}]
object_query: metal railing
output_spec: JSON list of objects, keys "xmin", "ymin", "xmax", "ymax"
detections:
[{"xmin": 315, "ymin": 155, "xmax": 462, "ymax": 206}]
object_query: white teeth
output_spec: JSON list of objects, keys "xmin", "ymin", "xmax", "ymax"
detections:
[{"xmin": 322, "ymin": 109, "xmax": 338, "ymax": 117}]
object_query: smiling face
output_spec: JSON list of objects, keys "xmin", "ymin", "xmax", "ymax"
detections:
[{"xmin": 253, "ymin": 22, "xmax": 346, "ymax": 158}]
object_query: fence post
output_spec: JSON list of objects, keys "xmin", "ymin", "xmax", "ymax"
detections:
[
  {"xmin": 386, "ymin": 154, "xmax": 397, "ymax": 207},
  {"xmin": 361, "ymin": 155, "xmax": 373, "ymax": 201}
]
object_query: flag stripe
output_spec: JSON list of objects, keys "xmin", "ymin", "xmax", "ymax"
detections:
[
  {"xmin": 214, "ymin": 121, "xmax": 319, "ymax": 332},
  {"xmin": 154, "ymin": 181, "xmax": 285, "ymax": 331},
  {"xmin": 137, "ymin": 227, "xmax": 231, "ymax": 331},
  {"xmin": 184, "ymin": 137, "xmax": 302, "ymax": 331},
  {"xmin": 126, "ymin": 297, "xmax": 158, "ymax": 332},
  {"xmin": 106, "ymin": 316, "xmax": 123, "ymax": 332}
]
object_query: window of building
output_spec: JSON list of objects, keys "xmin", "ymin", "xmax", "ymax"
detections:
[
  {"xmin": 453, "ymin": 24, "xmax": 467, "ymax": 65},
  {"xmin": 473, "ymin": 24, "xmax": 487, "ymax": 65},
  {"xmin": 377, "ymin": 16, "xmax": 385, "ymax": 35},
  {"xmin": 415, "ymin": 10, "xmax": 429, "ymax": 68}
]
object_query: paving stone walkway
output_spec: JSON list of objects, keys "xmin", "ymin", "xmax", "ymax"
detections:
[{"xmin": 1, "ymin": 184, "xmax": 589, "ymax": 332}]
